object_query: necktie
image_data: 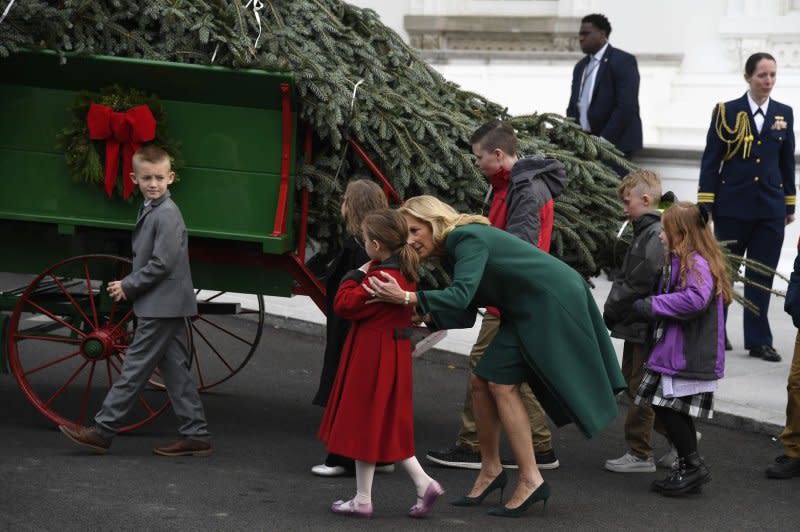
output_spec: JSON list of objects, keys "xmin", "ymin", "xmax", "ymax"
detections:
[
  {"xmin": 579, "ymin": 56, "xmax": 598, "ymax": 132},
  {"xmin": 754, "ymin": 107, "xmax": 765, "ymax": 134}
]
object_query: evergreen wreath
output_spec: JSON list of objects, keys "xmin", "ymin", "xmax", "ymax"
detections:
[{"xmin": 57, "ymin": 84, "xmax": 181, "ymax": 199}]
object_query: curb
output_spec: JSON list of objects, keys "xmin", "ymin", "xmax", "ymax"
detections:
[{"xmin": 264, "ymin": 313, "xmax": 785, "ymax": 437}]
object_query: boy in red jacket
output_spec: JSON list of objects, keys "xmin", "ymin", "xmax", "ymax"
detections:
[{"xmin": 426, "ymin": 120, "xmax": 568, "ymax": 470}]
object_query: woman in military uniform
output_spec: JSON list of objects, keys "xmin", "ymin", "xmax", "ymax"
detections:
[{"xmin": 698, "ymin": 52, "xmax": 796, "ymax": 362}]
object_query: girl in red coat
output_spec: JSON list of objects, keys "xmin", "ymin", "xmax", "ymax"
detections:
[{"xmin": 318, "ymin": 209, "xmax": 444, "ymax": 518}]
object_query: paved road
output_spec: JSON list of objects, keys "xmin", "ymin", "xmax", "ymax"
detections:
[{"xmin": 1, "ymin": 325, "xmax": 798, "ymax": 531}]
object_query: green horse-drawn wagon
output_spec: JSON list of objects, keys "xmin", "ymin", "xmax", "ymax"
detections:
[{"xmin": 0, "ymin": 50, "xmax": 344, "ymax": 431}]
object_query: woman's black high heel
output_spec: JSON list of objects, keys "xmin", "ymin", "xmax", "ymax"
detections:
[
  {"xmin": 450, "ymin": 470, "xmax": 508, "ymax": 506},
  {"xmin": 487, "ymin": 480, "xmax": 550, "ymax": 517}
]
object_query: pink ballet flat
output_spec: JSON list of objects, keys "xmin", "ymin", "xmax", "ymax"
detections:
[
  {"xmin": 331, "ymin": 498, "xmax": 373, "ymax": 518},
  {"xmin": 409, "ymin": 479, "xmax": 445, "ymax": 518}
]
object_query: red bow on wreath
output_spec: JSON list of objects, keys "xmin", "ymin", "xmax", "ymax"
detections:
[{"xmin": 86, "ymin": 103, "xmax": 157, "ymax": 199}]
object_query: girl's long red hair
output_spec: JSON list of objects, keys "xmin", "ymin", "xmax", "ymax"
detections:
[{"xmin": 661, "ymin": 201, "xmax": 733, "ymax": 305}]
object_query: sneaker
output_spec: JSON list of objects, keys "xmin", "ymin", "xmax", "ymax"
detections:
[
  {"xmin": 311, "ymin": 464, "xmax": 351, "ymax": 477},
  {"xmin": 766, "ymin": 454, "xmax": 800, "ymax": 479},
  {"xmin": 426, "ymin": 445, "xmax": 481, "ymax": 469},
  {"xmin": 375, "ymin": 464, "xmax": 395, "ymax": 474},
  {"xmin": 605, "ymin": 452, "xmax": 656, "ymax": 473},
  {"xmin": 535, "ymin": 448, "xmax": 561, "ymax": 470}
]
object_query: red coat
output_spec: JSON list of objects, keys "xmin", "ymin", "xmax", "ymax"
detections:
[{"xmin": 317, "ymin": 259, "xmax": 417, "ymax": 462}]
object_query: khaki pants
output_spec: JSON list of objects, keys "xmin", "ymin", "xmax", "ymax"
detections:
[
  {"xmin": 456, "ymin": 313, "xmax": 553, "ymax": 453},
  {"xmin": 779, "ymin": 332, "xmax": 800, "ymax": 458},
  {"xmin": 621, "ymin": 341, "xmax": 664, "ymax": 459}
]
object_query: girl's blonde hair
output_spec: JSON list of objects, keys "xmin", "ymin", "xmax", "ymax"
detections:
[
  {"xmin": 397, "ymin": 196, "xmax": 489, "ymax": 251},
  {"xmin": 362, "ymin": 209, "xmax": 420, "ymax": 282},
  {"xmin": 661, "ymin": 201, "xmax": 733, "ymax": 305},
  {"xmin": 342, "ymin": 179, "xmax": 389, "ymax": 236}
]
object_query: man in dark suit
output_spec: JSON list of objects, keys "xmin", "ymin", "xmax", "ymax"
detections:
[{"xmin": 566, "ymin": 13, "xmax": 643, "ymax": 168}]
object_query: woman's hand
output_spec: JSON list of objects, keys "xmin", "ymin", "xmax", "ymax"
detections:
[{"xmin": 365, "ymin": 271, "xmax": 407, "ymax": 305}]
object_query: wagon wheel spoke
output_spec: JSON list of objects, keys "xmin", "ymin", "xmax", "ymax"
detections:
[
  {"xmin": 15, "ymin": 334, "xmax": 82, "ymax": 346},
  {"xmin": 78, "ymin": 362, "xmax": 97, "ymax": 426},
  {"xmin": 182, "ymin": 292, "xmax": 265, "ymax": 391},
  {"xmin": 83, "ymin": 260, "xmax": 100, "ymax": 329},
  {"xmin": 194, "ymin": 315, "xmax": 256, "ymax": 347},
  {"xmin": 23, "ymin": 349, "xmax": 82, "ymax": 377},
  {"xmin": 45, "ymin": 359, "xmax": 90, "ymax": 407},
  {"xmin": 47, "ymin": 273, "xmax": 96, "ymax": 330},
  {"xmin": 23, "ymin": 299, "xmax": 86, "ymax": 338}
]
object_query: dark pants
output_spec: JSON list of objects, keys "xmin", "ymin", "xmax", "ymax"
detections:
[{"xmin": 714, "ymin": 216, "xmax": 785, "ymax": 349}]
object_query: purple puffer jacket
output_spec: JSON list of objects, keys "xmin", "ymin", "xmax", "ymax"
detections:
[{"xmin": 646, "ymin": 252, "xmax": 725, "ymax": 380}]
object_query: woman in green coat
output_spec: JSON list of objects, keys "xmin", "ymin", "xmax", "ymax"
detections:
[{"xmin": 367, "ymin": 195, "xmax": 625, "ymax": 517}]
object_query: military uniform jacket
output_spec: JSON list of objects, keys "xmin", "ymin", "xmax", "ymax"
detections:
[
  {"xmin": 698, "ymin": 93, "xmax": 796, "ymax": 220},
  {"xmin": 121, "ymin": 190, "xmax": 197, "ymax": 318},
  {"xmin": 415, "ymin": 224, "xmax": 626, "ymax": 438}
]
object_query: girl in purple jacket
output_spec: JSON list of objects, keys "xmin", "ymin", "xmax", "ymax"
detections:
[{"xmin": 631, "ymin": 201, "xmax": 733, "ymax": 496}]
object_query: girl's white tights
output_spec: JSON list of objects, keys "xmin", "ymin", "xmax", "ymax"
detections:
[{"xmin": 354, "ymin": 457, "xmax": 434, "ymax": 504}]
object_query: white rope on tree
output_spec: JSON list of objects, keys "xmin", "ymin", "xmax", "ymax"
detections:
[{"xmin": 0, "ymin": 0, "xmax": 17, "ymax": 25}]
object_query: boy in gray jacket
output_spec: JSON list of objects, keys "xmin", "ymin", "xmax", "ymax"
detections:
[
  {"xmin": 602, "ymin": 169, "xmax": 665, "ymax": 472},
  {"xmin": 60, "ymin": 145, "xmax": 211, "ymax": 456}
]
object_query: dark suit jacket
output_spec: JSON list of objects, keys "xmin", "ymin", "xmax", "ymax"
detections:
[
  {"xmin": 566, "ymin": 44, "xmax": 643, "ymax": 154},
  {"xmin": 698, "ymin": 93, "xmax": 796, "ymax": 220},
  {"xmin": 121, "ymin": 190, "xmax": 197, "ymax": 318}
]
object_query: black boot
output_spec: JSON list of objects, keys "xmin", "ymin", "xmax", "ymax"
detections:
[{"xmin": 654, "ymin": 453, "xmax": 710, "ymax": 496}]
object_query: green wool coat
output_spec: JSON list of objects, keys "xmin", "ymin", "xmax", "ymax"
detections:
[{"xmin": 416, "ymin": 224, "xmax": 626, "ymax": 438}]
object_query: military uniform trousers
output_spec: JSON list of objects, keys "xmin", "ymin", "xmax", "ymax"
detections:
[
  {"xmin": 457, "ymin": 313, "xmax": 553, "ymax": 453},
  {"xmin": 715, "ymin": 216, "xmax": 785, "ymax": 349},
  {"xmin": 94, "ymin": 317, "xmax": 210, "ymax": 441}
]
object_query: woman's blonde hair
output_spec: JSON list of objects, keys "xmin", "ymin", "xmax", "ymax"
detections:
[
  {"xmin": 362, "ymin": 209, "xmax": 420, "ymax": 282},
  {"xmin": 398, "ymin": 195, "xmax": 490, "ymax": 250},
  {"xmin": 342, "ymin": 179, "xmax": 389, "ymax": 236},
  {"xmin": 661, "ymin": 201, "xmax": 733, "ymax": 305}
]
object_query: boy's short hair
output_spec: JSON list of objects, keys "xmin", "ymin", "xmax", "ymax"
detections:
[
  {"xmin": 617, "ymin": 169, "xmax": 662, "ymax": 201},
  {"xmin": 133, "ymin": 145, "xmax": 171, "ymax": 168},
  {"xmin": 469, "ymin": 120, "xmax": 517, "ymax": 156}
]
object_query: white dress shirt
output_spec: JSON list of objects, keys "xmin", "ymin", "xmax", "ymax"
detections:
[
  {"xmin": 747, "ymin": 92, "xmax": 770, "ymax": 134},
  {"xmin": 578, "ymin": 42, "xmax": 610, "ymax": 132}
]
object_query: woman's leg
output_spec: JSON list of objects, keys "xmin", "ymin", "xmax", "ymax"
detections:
[
  {"xmin": 467, "ymin": 374, "xmax": 505, "ymax": 496},
  {"xmin": 489, "ymin": 381, "xmax": 544, "ymax": 508}
]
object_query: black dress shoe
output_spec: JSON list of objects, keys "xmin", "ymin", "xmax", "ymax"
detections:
[
  {"xmin": 749, "ymin": 345, "xmax": 781, "ymax": 362},
  {"xmin": 766, "ymin": 454, "xmax": 800, "ymax": 479}
]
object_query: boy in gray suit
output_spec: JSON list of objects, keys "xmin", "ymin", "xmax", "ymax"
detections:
[{"xmin": 60, "ymin": 145, "xmax": 212, "ymax": 456}]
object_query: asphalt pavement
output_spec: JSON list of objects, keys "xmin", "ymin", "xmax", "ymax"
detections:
[{"xmin": 1, "ymin": 323, "xmax": 799, "ymax": 531}]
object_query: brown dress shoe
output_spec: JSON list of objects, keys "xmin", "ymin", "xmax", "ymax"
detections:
[
  {"xmin": 153, "ymin": 439, "xmax": 212, "ymax": 457},
  {"xmin": 59, "ymin": 425, "xmax": 110, "ymax": 454}
]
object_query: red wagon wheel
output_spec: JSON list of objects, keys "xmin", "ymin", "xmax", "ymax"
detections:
[
  {"xmin": 188, "ymin": 290, "xmax": 264, "ymax": 390},
  {"xmin": 7, "ymin": 254, "xmax": 169, "ymax": 431}
]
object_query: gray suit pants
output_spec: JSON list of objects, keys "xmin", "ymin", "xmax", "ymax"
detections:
[{"xmin": 94, "ymin": 317, "xmax": 210, "ymax": 442}]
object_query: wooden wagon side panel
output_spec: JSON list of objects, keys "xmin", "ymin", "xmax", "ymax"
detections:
[{"xmin": 0, "ymin": 51, "xmax": 296, "ymax": 255}]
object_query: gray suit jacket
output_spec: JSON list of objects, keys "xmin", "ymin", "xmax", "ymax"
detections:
[{"xmin": 121, "ymin": 190, "xmax": 197, "ymax": 318}]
